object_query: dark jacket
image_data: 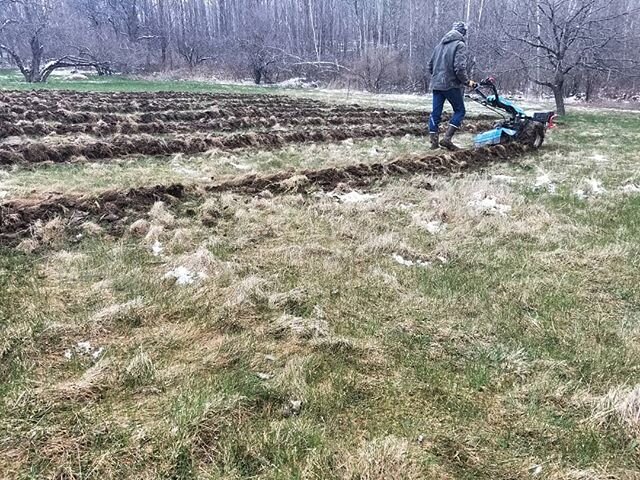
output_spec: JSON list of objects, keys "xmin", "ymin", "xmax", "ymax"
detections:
[{"xmin": 429, "ymin": 30, "xmax": 469, "ymax": 91}]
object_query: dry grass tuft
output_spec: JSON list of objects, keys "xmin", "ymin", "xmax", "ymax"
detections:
[
  {"xmin": 129, "ymin": 218, "xmax": 151, "ymax": 236},
  {"xmin": 81, "ymin": 221, "xmax": 103, "ymax": 235},
  {"xmin": 269, "ymin": 313, "xmax": 330, "ymax": 339},
  {"xmin": 339, "ymin": 436, "xmax": 422, "ymax": 480},
  {"xmin": 92, "ymin": 297, "xmax": 145, "ymax": 325},
  {"xmin": 270, "ymin": 356, "xmax": 310, "ymax": 401},
  {"xmin": 15, "ymin": 238, "xmax": 40, "ymax": 253},
  {"xmin": 279, "ymin": 174, "xmax": 310, "ymax": 192},
  {"xmin": 170, "ymin": 391, "xmax": 247, "ymax": 465},
  {"xmin": 167, "ymin": 228, "xmax": 196, "ymax": 251},
  {"xmin": 148, "ymin": 201, "xmax": 176, "ymax": 227},
  {"xmin": 34, "ymin": 217, "xmax": 67, "ymax": 246},
  {"xmin": 311, "ymin": 335, "xmax": 380, "ymax": 360},
  {"xmin": 268, "ymin": 287, "xmax": 307, "ymax": 310},
  {"xmin": 551, "ymin": 468, "xmax": 621, "ymax": 480},
  {"xmin": 591, "ymin": 384, "xmax": 640, "ymax": 439},
  {"xmin": 122, "ymin": 350, "xmax": 156, "ymax": 387},
  {"xmin": 48, "ymin": 360, "xmax": 113, "ymax": 403},
  {"xmin": 356, "ymin": 232, "xmax": 409, "ymax": 256},
  {"xmin": 183, "ymin": 246, "xmax": 218, "ymax": 269},
  {"xmin": 223, "ymin": 274, "xmax": 268, "ymax": 308},
  {"xmin": 144, "ymin": 224, "xmax": 164, "ymax": 244},
  {"xmin": 198, "ymin": 198, "xmax": 232, "ymax": 226}
]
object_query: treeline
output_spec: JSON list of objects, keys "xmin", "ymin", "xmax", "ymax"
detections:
[{"xmin": 1, "ymin": 0, "xmax": 639, "ymax": 112}]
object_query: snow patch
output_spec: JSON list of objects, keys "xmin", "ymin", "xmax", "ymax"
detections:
[
  {"xmin": 492, "ymin": 174, "xmax": 517, "ymax": 184},
  {"xmin": 172, "ymin": 164, "xmax": 199, "ymax": 177},
  {"xmin": 424, "ymin": 220, "xmax": 446, "ymax": 234},
  {"xmin": 411, "ymin": 213, "xmax": 446, "ymax": 234},
  {"xmin": 151, "ymin": 241, "xmax": 164, "ymax": 257},
  {"xmin": 329, "ymin": 191, "xmax": 380, "ymax": 204},
  {"xmin": 277, "ymin": 77, "xmax": 316, "ymax": 89},
  {"xmin": 65, "ymin": 341, "xmax": 104, "ymax": 360},
  {"xmin": 533, "ymin": 171, "xmax": 556, "ymax": 193},
  {"xmin": 229, "ymin": 161, "xmax": 251, "ymax": 171},
  {"xmin": 586, "ymin": 178, "xmax": 607, "ymax": 195},
  {"xmin": 164, "ymin": 266, "xmax": 208, "ymax": 286},
  {"xmin": 468, "ymin": 194, "xmax": 512, "ymax": 216},
  {"xmin": 575, "ymin": 178, "xmax": 607, "ymax": 198},
  {"xmin": 620, "ymin": 184, "xmax": 640, "ymax": 194},
  {"xmin": 392, "ymin": 253, "xmax": 430, "ymax": 268},
  {"xmin": 65, "ymin": 73, "xmax": 89, "ymax": 81},
  {"xmin": 397, "ymin": 203, "xmax": 416, "ymax": 211}
]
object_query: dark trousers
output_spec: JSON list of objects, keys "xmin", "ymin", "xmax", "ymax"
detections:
[{"xmin": 429, "ymin": 88, "xmax": 466, "ymax": 133}]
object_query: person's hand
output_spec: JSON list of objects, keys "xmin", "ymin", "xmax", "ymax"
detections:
[{"xmin": 467, "ymin": 80, "xmax": 478, "ymax": 89}]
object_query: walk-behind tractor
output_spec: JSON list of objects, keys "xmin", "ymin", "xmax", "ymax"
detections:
[{"xmin": 467, "ymin": 77, "xmax": 556, "ymax": 149}]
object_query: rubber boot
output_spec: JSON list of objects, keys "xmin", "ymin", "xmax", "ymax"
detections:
[
  {"xmin": 440, "ymin": 125, "xmax": 460, "ymax": 151},
  {"xmin": 429, "ymin": 132, "xmax": 439, "ymax": 150}
]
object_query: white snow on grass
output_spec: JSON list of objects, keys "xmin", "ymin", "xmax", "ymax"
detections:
[
  {"xmin": 468, "ymin": 194, "xmax": 512, "ymax": 216},
  {"xmin": 411, "ymin": 213, "xmax": 447, "ymax": 234},
  {"xmin": 151, "ymin": 241, "xmax": 164, "ymax": 257},
  {"xmin": 171, "ymin": 163, "xmax": 200, "ymax": 177},
  {"xmin": 620, "ymin": 184, "xmax": 640, "ymax": 194},
  {"xmin": 424, "ymin": 220, "xmax": 446, "ymax": 235},
  {"xmin": 586, "ymin": 178, "xmax": 607, "ymax": 194},
  {"xmin": 533, "ymin": 171, "xmax": 556, "ymax": 193},
  {"xmin": 575, "ymin": 178, "xmax": 607, "ymax": 199},
  {"xmin": 229, "ymin": 161, "xmax": 252, "ymax": 171},
  {"xmin": 391, "ymin": 253, "xmax": 430, "ymax": 268},
  {"xmin": 65, "ymin": 341, "xmax": 104, "ymax": 360},
  {"xmin": 330, "ymin": 191, "xmax": 380, "ymax": 204},
  {"xmin": 492, "ymin": 174, "xmax": 518, "ymax": 184},
  {"xmin": 164, "ymin": 266, "xmax": 208, "ymax": 286}
]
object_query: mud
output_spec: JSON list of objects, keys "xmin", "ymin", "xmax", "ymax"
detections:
[
  {"xmin": 0, "ymin": 184, "xmax": 188, "ymax": 243},
  {"xmin": 1, "ymin": 90, "xmax": 498, "ymax": 126},
  {"xmin": 205, "ymin": 143, "xmax": 528, "ymax": 194},
  {"xmin": 0, "ymin": 121, "xmax": 497, "ymax": 165},
  {"xmin": 0, "ymin": 105, "xmax": 431, "ymax": 125},
  {"xmin": 0, "ymin": 114, "xmax": 426, "ymax": 140},
  {"xmin": 0, "ymin": 124, "xmax": 433, "ymax": 164},
  {"xmin": 0, "ymin": 143, "xmax": 527, "ymax": 245}
]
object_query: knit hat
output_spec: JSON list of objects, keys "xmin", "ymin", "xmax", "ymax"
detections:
[{"xmin": 453, "ymin": 21, "xmax": 468, "ymax": 36}]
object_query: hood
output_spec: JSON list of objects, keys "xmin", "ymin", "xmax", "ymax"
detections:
[{"xmin": 442, "ymin": 30, "xmax": 465, "ymax": 44}]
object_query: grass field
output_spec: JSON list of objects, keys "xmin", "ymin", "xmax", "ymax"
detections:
[{"xmin": 1, "ymin": 74, "xmax": 640, "ymax": 479}]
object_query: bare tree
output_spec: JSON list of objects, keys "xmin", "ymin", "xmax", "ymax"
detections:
[
  {"xmin": 1, "ymin": 0, "xmax": 640, "ymax": 104},
  {"xmin": 0, "ymin": 0, "xmax": 109, "ymax": 82},
  {"xmin": 504, "ymin": 0, "xmax": 634, "ymax": 115}
]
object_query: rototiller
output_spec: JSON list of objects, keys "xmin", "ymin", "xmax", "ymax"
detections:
[{"xmin": 467, "ymin": 77, "xmax": 556, "ymax": 149}]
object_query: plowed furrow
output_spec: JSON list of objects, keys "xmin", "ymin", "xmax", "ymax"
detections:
[
  {"xmin": 0, "ymin": 124, "xmax": 427, "ymax": 164},
  {"xmin": 0, "ymin": 115, "xmax": 424, "ymax": 139},
  {"xmin": 0, "ymin": 143, "xmax": 528, "ymax": 245},
  {"xmin": 0, "ymin": 121, "xmax": 497, "ymax": 165},
  {"xmin": 0, "ymin": 105, "xmax": 431, "ymax": 124}
]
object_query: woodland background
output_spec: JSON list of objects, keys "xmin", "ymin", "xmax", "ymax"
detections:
[{"xmin": 1, "ymin": 0, "xmax": 640, "ymax": 113}]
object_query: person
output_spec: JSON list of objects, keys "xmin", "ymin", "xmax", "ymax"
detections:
[{"xmin": 428, "ymin": 21, "xmax": 477, "ymax": 151}]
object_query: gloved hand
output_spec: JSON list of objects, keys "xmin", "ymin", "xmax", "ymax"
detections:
[{"xmin": 467, "ymin": 80, "xmax": 478, "ymax": 89}]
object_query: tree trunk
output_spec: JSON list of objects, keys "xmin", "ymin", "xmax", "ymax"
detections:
[
  {"xmin": 585, "ymin": 77, "xmax": 594, "ymax": 103},
  {"xmin": 553, "ymin": 85, "xmax": 566, "ymax": 116},
  {"xmin": 26, "ymin": 34, "xmax": 45, "ymax": 83}
]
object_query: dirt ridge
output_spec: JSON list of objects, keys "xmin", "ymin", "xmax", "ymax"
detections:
[{"xmin": 0, "ymin": 143, "xmax": 527, "ymax": 245}]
